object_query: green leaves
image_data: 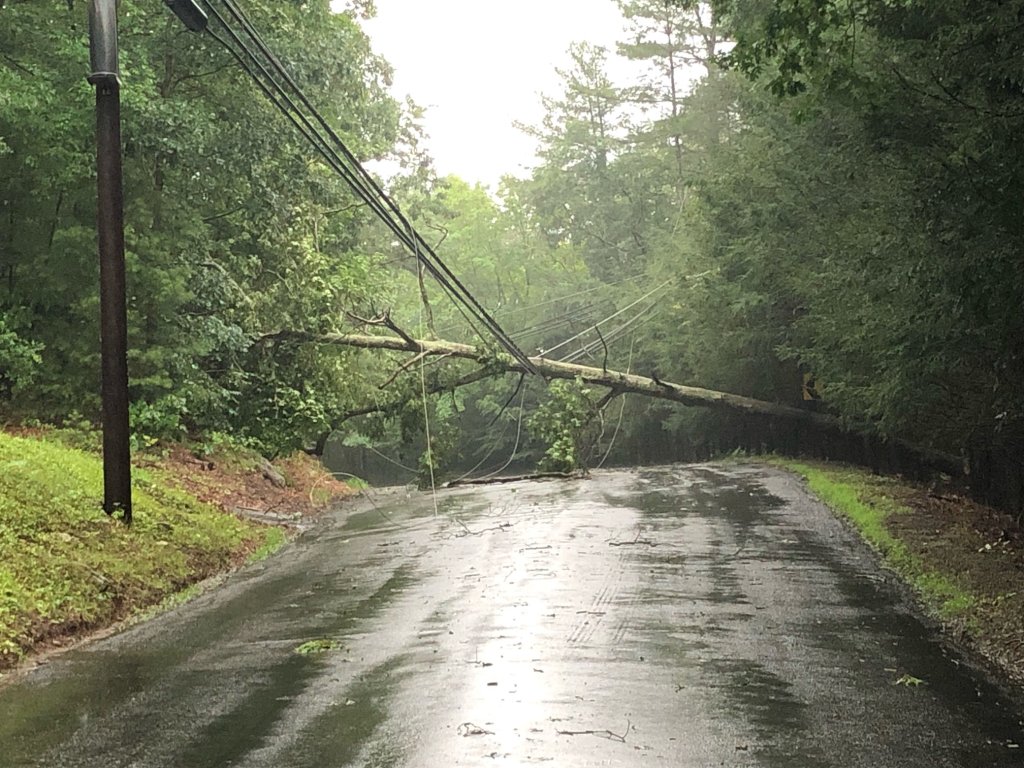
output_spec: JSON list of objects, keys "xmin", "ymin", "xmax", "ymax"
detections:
[
  {"xmin": 528, "ymin": 379, "xmax": 595, "ymax": 473},
  {"xmin": 0, "ymin": 313, "xmax": 42, "ymax": 400},
  {"xmin": 0, "ymin": 0, "xmax": 404, "ymax": 452}
]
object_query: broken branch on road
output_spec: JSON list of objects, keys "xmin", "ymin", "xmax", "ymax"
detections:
[
  {"xmin": 555, "ymin": 718, "xmax": 631, "ymax": 743},
  {"xmin": 608, "ymin": 528, "xmax": 657, "ymax": 547},
  {"xmin": 451, "ymin": 519, "xmax": 517, "ymax": 538}
]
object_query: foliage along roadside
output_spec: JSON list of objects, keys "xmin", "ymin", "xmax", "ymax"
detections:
[
  {"xmin": 5, "ymin": 0, "xmax": 1024, "ymax": 509},
  {"xmin": 0, "ymin": 0, "xmax": 406, "ymax": 454},
  {"xmin": 770, "ymin": 457, "xmax": 1024, "ymax": 685},
  {"xmin": 0, "ymin": 430, "xmax": 350, "ymax": 672}
]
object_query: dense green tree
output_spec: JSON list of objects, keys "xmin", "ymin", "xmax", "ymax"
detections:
[
  {"xmin": 618, "ymin": 0, "xmax": 721, "ymax": 188},
  {"xmin": 515, "ymin": 43, "xmax": 652, "ymax": 281},
  {"xmin": 626, "ymin": 0, "xmax": 1024, "ymax": 478},
  {"xmin": 0, "ymin": 0, "xmax": 403, "ymax": 452}
]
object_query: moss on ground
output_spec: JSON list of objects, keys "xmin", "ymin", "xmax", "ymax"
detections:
[{"xmin": 0, "ymin": 432, "xmax": 270, "ymax": 668}]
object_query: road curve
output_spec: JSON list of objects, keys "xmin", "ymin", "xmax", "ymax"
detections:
[{"xmin": 1, "ymin": 464, "xmax": 1022, "ymax": 767}]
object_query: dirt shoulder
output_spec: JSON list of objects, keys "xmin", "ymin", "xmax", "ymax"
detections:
[
  {"xmin": 885, "ymin": 482, "xmax": 1024, "ymax": 682},
  {"xmin": 769, "ymin": 458, "xmax": 1024, "ymax": 687},
  {"xmin": 147, "ymin": 444, "xmax": 357, "ymax": 528}
]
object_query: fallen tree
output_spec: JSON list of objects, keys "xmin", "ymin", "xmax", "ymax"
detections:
[
  {"xmin": 268, "ymin": 329, "xmax": 962, "ymax": 487},
  {"xmin": 270, "ymin": 329, "xmax": 962, "ymax": 478},
  {"xmin": 268, "ymin": 330, "xmax": 841, "ymax": 429}
]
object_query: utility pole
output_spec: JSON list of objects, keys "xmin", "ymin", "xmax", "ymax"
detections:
[{"xmin": 88, "ymin": 0, "xmax": 131, "ymax": 523}]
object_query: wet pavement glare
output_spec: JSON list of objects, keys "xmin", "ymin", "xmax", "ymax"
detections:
[{"xmin": 1, "ymin": 464, "xmax": 1022, "ymax": 767}]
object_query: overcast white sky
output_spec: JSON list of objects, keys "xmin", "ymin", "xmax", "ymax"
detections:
[{"xmin": 350, "ymin": 1, "xmax": 635, "ymax": 188}]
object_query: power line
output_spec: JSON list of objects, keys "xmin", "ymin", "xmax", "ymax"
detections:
[
  {"xmin": 184, "ymin": 1, "xmax": 538, "ymax": 374},
  {"xmin": 541, "ymin": 278, "xmax": 675, "ymax": 359},
  {"xmin": 213, "ymin": 0, "xmax": 536, "ymax": 372},
  {"xmin": 203, "ymin": 2, "xmax": 470, "ymax": 318},
  {"xmin": 546, "ymin": 270, "xmax": 714, "ymax": 365},
  {"xmin": 561, "ymin": 299, "xmax": 661, "ymax": 364},
  {"xmin": 491, "ymin": 276, "xmax": 640, "ymax": 318}
]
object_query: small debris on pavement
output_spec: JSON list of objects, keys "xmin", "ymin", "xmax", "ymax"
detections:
[{"xmin": 457, "ymin": 722, "xmax": 494, "ymax": 737}]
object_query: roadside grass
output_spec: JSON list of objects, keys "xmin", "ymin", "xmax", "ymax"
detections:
[
  {"xmin": 0, "ymin": 431, "xmax": 270, "ymax": 669},
  {"xmin": 248, "ymin": 527, "xmax": 287, "ymax": 562},
  {"xmin": 767, "ymin": 458, "xmax": 977, "ymax": 622}
]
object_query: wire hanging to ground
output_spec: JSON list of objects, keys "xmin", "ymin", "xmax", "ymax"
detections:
[
  {"xmin": 447, "ymin": 374, "xmax": 528, "ymax": 484},
  {"xmin": 479, "ymin": 384, "xmax": 529, "ymax": 481},
  {"xmin": 410, "ymin": 224, "xmax": 439, "ymax": 516},
  {"xmin": 419, "ymin": 351, "xmax": 439, "ymax": 516},
  {"xmin": 596, "ymin": 334, "xmax": 636, "ymax": 470}
]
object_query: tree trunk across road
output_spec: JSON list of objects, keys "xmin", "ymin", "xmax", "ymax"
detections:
[
  {"xmin": 276, "ymin": 330, "xmax": 842, "ymax": 428},
  {"xmin": 275, "ymin": 331, "xmax": 962, "ymax": 477},
  {"xmin": 1, "ymin": 464, "xmax": 1021, "ymax": 766}
]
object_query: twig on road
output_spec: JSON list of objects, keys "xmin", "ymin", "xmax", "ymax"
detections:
[
  {"xmin": 608, "ymin": 528, "xmax": 656, "ymax": 547},
  {"xmin": 452, "ymin": 519, "xmax": 517, "ymax": 538},
  {"xmin": 555, "ymin": 718, "xmax": 631, "ymax": 743}
]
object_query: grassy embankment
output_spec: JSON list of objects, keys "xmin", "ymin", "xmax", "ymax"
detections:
[
  {"xmin": 0, "ymin": 431, "xmax": 295, "ymax": 671},
  {"xmin": 770, "ymin": 458, "xmax": 1024, "ymax": 682}
]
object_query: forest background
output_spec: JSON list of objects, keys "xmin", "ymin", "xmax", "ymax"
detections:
[{"xmin": 1, "ymin": 0, "xmax": 1022, "ymax": 507}]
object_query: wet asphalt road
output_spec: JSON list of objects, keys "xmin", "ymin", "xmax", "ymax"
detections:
[{"xmin": 2, "ymin": 464, "xmax": 1023, "ymax": 767}]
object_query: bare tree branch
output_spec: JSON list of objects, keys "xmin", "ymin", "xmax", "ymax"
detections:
[{"xmin": 377, "ymin": 350, "xmax": 431, "ymax": 389}]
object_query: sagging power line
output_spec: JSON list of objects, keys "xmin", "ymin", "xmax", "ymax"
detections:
[
  {"xmin": 163, "ymin": 0, "xmax": 538, "ymax": 375},
  {"xmin": 540, "ymin": 278, "xmax": 675, "ymax": 360}
]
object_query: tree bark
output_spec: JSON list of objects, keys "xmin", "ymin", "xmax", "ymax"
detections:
[
  {"xmin": 265, "ymin": 330, "xmax": 962, "ymax": 477},
  {"xmin": 268, "ymin": 330, "xmax": 841, "ymax": 429}
]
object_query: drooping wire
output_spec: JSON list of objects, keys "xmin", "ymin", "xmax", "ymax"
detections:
[
  {"xmin": 542, "ymin": 278, "xmax": 675, "ymax": 359},
  {"xmin": 410, "ymin": 226, "xmax": 439, "ymax": 515},
  {"xmin": 434, "ymin": 275, "xmax": 636, "ymax": 338},
  {"xmin": 449, "ymin": 394, "xmax": 518, "ymax": 483},
  {"xmin": 550, "ymin": 270, "xmax": 714, "ymax": 365},
  {"xmin": 479, "ymin": 383, "xmax": 529, "ymax": 480},
  {"xmin": 448, "ymin": 373, "xmax": 529, "ymax": 483},
  {"xmin": 561, "ymin": 299, "xmax": 661, "ymax": 364},
  {"xmin": 362, "ymin": 443, "xmax": 418, "ymax": 474},
  {"xmin": 596, "ymin": 334, "xmax": 636, "ymax": 469},
  {"xmin": 203, "ymin": 4, "xmax": 460, "ymax": 310},
  {"xmin": 491, "ymin": 275, "xmax": 638, "ymax": 319},
  {"xmin": 199, "ymin": 0, "xmax": 538, "ymax": 374}
]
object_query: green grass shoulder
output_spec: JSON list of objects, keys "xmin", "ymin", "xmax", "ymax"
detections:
[
  {"xmin": 765, "ymin": 458, "xmax": 976, "ymax": 620},
  {"xmin": 0, "ymin": 431, "xmax": 271, "ymax": 669}
]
